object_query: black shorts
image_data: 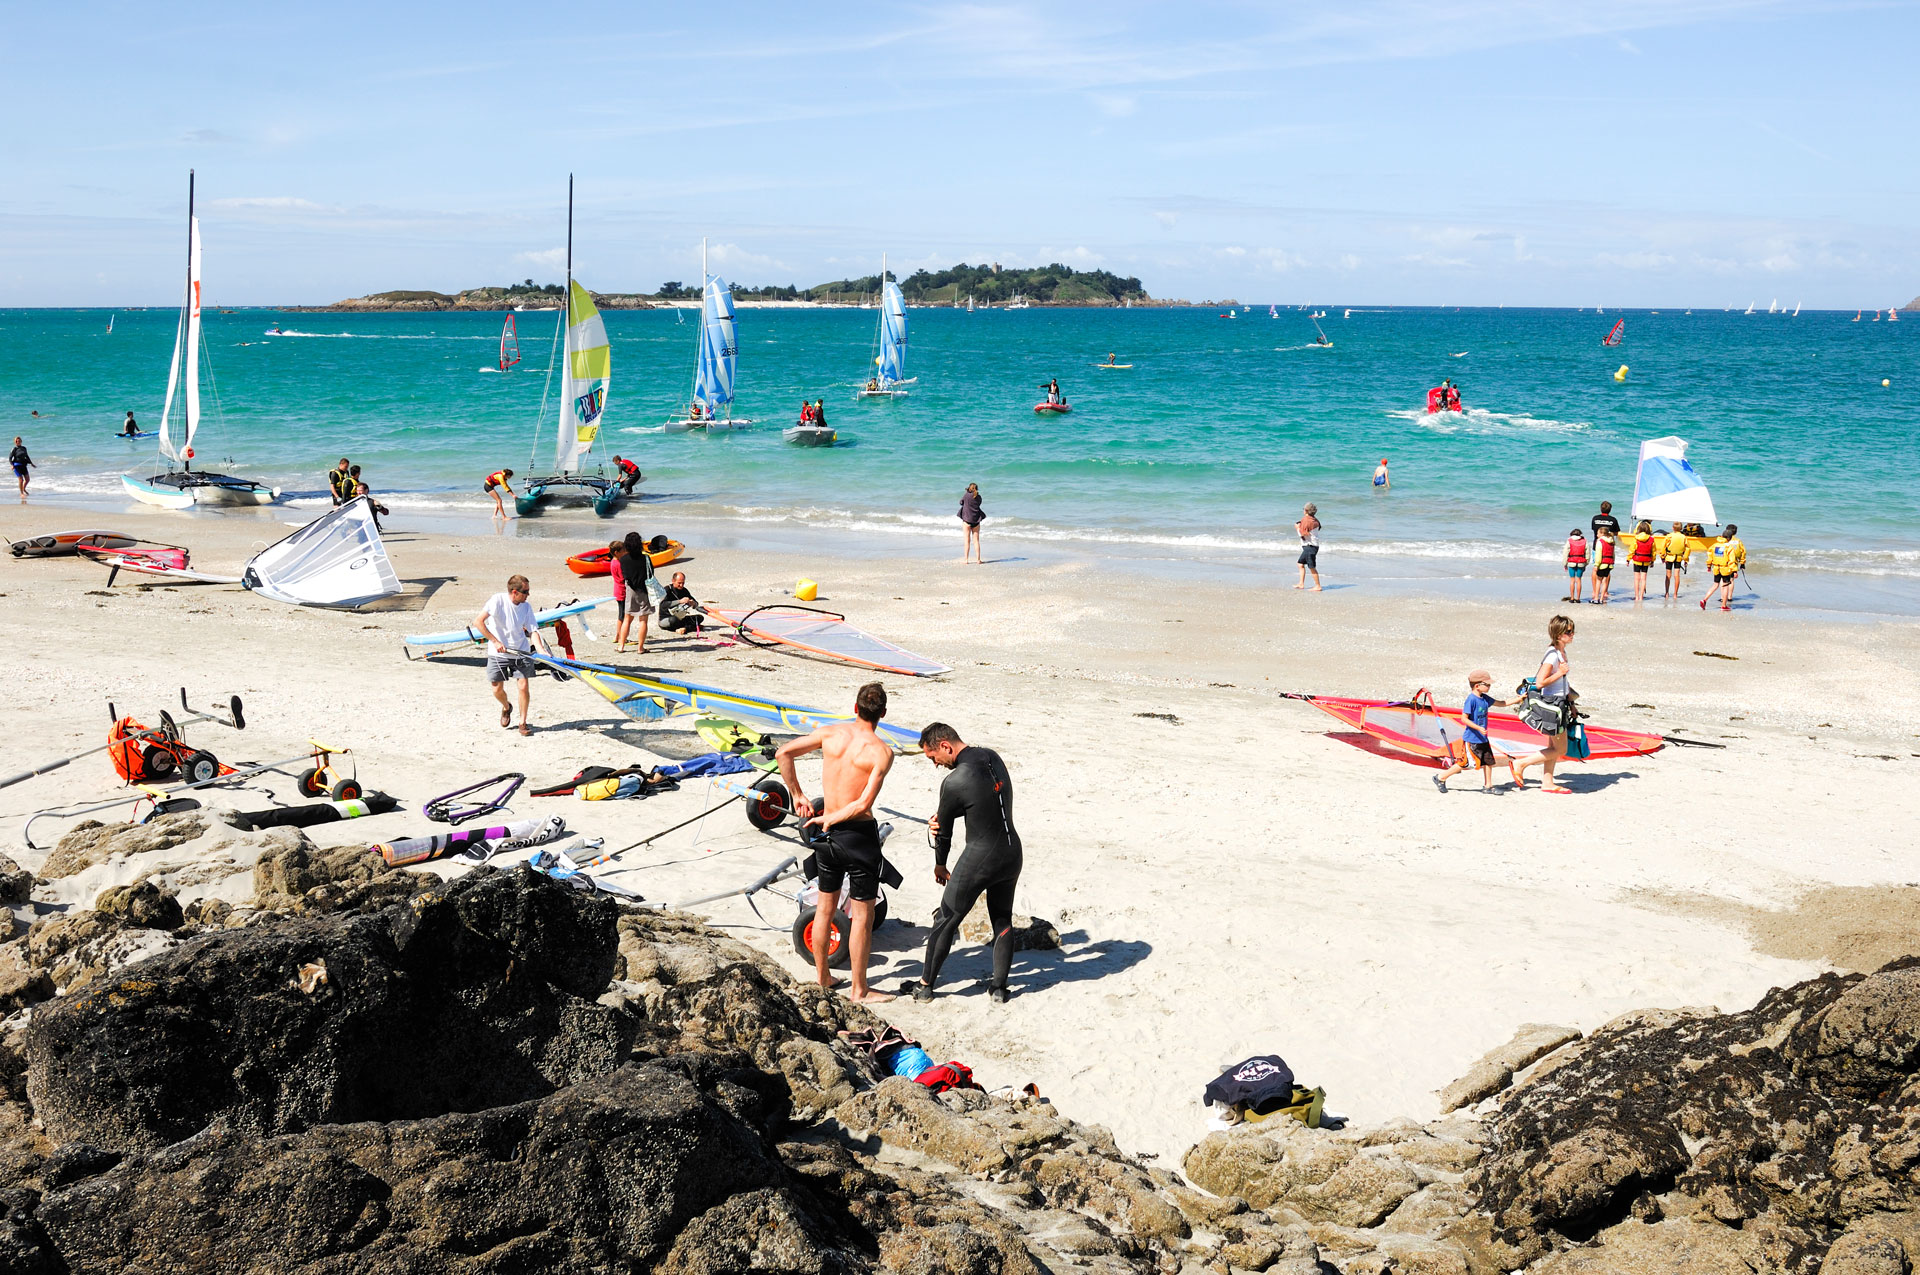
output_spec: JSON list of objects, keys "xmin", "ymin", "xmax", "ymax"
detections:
[
  {"xmin": 1297, "ymin": 544, "xmax": 1319, "ymax": 568},
  {"xmin": 1633, "ymin": 563, "xmax": 1650, "ymax": 574},
  {"xmin": 1464, "ymin": 740, "xmax": 1495, "ymax": 767},
  {"xmin": 1595, "ymin": 565, "xmax": 1612, "ymax": 577},
  {"xmin": 1713, "ymin": 572, "xmax": 1733, "ymax": 584},
  {"xmin": 815, "ymin": 817, "xmax": 882, "ymax": 902}
]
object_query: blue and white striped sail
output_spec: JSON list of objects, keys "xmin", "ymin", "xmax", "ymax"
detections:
[
  {"xmin": 694, "ymin": 276, "xmax": 738, "ymax": 414},
  {"xmin": 878, "ymin": 281, "xmax": 909, "ymax": 385},
  {"xmin": 1632, "ymin": 436, "xmax": 1718, "ymax": 526}
]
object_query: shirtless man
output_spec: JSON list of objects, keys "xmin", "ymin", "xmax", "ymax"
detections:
[{"xmin": 776, "ymin": 682, "xmax": 897, "ymax": 1003}]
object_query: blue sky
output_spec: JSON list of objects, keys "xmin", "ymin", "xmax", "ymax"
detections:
[{"xmin": 4, "ymin": 2, "xmax": 1917, "ymax": 307}]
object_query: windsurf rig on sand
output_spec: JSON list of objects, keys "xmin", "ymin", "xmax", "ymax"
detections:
[
  {"xmin": 243, "ymin": 496, "xmax": 401, "ymax": 608},
  {"xmin": 528, "ymin": 653, "xmax": 924, "ymax": 751},
  {"xmin": 1281, "ymin": 690, "xmax": 1722, "ymax": 764},
  {"xmin": 703, "ymin": 604, "xmax": 949, "ymax": 677}
]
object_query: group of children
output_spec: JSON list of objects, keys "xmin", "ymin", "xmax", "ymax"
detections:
[{"xmin": 1561, "ymin": 501, "xmax": 1747, "ymax": 611}]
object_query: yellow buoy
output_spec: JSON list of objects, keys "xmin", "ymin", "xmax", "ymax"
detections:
[
  {"xmin": 794, "ymin": 578, "xmax": 818, "ymax": 602},
  {"xmin": 1613, "ymin": 365, "xmax": 1628, "ymax": 382},
  {"xmin": 1884, "ymin": 379, "xmax": 1892, "ymax": 387}
]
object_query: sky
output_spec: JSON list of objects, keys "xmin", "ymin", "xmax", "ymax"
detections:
[{"xmin": 4, "ymin": 1, "xmax": 1918, "ymax": 307}]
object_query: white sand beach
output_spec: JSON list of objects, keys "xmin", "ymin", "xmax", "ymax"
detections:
[{"xmin": 5, "ymin": 504, "xmax": 1918, "ymax": 1167}]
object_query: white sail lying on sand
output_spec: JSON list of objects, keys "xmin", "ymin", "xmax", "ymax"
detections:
[{"xmin": 243, "ymin": 497, "xmax": 401, "ymax": 608}]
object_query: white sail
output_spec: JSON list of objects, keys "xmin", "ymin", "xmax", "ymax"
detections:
[
  {"xmin": 556, "ymin": 278, "xmax": 608, "ymax": 472},
  {"xmin": 878, "ymin": 281, "xmax": 908, "ymax": 384},
  {"xmin": 242, "ymin": 497, "xmax": 401, "ymax": 608},
  {"xmin": 1632, "ymin": 437, "xmax": 1718, "ymax": 527},
  {"xmin": 159, "ymin": 217, "xmax": 202, "ymax": 463},
  {"xmin": 695, "ymin": 273, "xmax": 738, "ymax": 413}
]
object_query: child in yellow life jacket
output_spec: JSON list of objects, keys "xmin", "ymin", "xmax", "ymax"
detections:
[
  {"xmin": 1562, "ymin": 529, "xmax": 1589, "ymax": 604},
  {"xmin": 1701, "ymin": 525, "xmax": 1746, "ymax": 611},
  {"xmin": 1661, "ymin": 525, "xmax": 1691, "ymax": 599}
]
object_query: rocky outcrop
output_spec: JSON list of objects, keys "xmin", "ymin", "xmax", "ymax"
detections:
[
  {"xmin": 5, "ymin": 811, "xmax": 1917, "ymax": 1273},
  {"xmin": 319, "ymin": 288, "xmax": 658, "ymax": 312}
]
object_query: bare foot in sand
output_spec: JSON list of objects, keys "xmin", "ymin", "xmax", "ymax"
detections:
[
  {"xmin": 1293, "ymin": 583, "xmax": 1304, "ymax": 589},
  {"xmin": 815, "ymin": 977, "xmax": 844, "ymax": 991},
  {"xmin": 850, "ymin": 989, "xmax": 896, "ymax": 1004}
]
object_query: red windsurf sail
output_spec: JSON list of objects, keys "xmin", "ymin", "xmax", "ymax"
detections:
[
  {"xmin": 499, "ymin": 314, "xmax": 521, "ymax": 371},
  {"xmin": 1602, "ymin": 319, "xmax": 1624, "ymax": 346},
  {"xmin": 1284, "ymin": 690, "xmax": 1665, "ymax": 762}
]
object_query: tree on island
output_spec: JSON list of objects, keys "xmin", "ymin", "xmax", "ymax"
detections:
[{"xmin": 807, "ymin": 262, "xmax": 1147, "ymax": 305}]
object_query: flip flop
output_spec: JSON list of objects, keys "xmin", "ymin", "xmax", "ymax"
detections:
[{"xmin": 1542, "ymin": 786, "xmax": 1573, "ymax": 795}]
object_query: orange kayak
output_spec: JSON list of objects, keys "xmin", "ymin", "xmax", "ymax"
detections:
[{"xmin": 566, "ymin": 539, "xmax": 683, "ymax": 577}]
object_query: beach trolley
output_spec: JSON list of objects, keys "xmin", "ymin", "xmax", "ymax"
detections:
[{"xmin": 721, "ymin": 775, "xmax": 897, "ymax": 969}]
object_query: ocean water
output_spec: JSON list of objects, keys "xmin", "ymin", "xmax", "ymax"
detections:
[{"xmin": 6, "ymin": 304, "xmax": 1918, "ymax": 612}]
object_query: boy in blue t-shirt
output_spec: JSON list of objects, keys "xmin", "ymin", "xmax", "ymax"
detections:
[{"xmin": 1434, "ymin": 671, "xmax": 1515, "ymax": 793}]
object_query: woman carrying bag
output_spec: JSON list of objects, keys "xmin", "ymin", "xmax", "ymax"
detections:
[{"xmin": 1511, "ymin": 614, "xmax": 1579, "ymax": 793}]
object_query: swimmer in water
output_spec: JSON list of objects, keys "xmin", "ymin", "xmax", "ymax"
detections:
[{"xmin": 1373, "ymin": 458, "xmax": 1390, "ymax": 490}]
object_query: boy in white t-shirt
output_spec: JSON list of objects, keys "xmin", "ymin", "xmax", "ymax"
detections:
[{"xmin": 478, "ymin": 574, "xmax": 538, "ymax": 735}]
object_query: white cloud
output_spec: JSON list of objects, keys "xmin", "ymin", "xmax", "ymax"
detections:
[
  {"xmin": 1597, "ymin": 251, "xmax": 1678, "ymax": 270},
  {"xmin": 1617, "ymin": 38, "xmax": 1643, "ymax": 54},
  {"xmin": 1222, "ymin": 245, "xmax": 1247, "ymax": 257},
  {"xmin": 517, "ymin": 247, "xmax": 567, "ymax": 270},
  {"xmin": 707, "ymin": 241, "xmax": 788, "ymax": 275},
  {"xmin": 1151, "ymin": 210, "xmax": 1178, "ymax": 229},
  {"xmin": 1090, "ymin": 92, "xmax": 1137, "ymax": 117},
  {"xmin": 211, "ymin": 196, "xmax": 330, "ymax": 211}
]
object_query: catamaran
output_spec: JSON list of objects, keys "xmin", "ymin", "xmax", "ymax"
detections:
[
  {"xmin": 514, "ymin": 177, "xmax": 623, "ymax": 517},
  {"xmin": 1631, "ymin": 436, "xmax": 1720, "ymax": 559},
  {"xmin": 664, "ymin": 238, "xmax": 753, "ymax": 433},
  {"xmin": 856, "ymin": 255, "xmax": 912, "ymax": 399},
  {"xmin": 123, "ymin": 172, "xmax": 281, "ymax": 510}
]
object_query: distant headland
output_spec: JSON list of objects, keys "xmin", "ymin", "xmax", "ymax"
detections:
[{"xmin": 300, "ymin": 263, "xmax": 1161, "ymax": 312}]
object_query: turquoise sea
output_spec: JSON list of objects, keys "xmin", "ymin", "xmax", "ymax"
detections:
[{"xmin": 5, "ymin": 304, "xmax": 1918, "ymax": 614}]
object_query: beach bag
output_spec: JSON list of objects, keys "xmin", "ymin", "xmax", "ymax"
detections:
[
  {"xmin": 1203, "ymin": 1055, "xmax": 1295, "ymax": 1110},
  {"xmin": 1242, "ymin": 1084, "xmax": 1327, "ymax": 1128},
  {"xmin": 645, "ymin": 574, "xmax": 667, "ymax": 609},
  {"xmin": 1566, "ymin": 722, "xmax": 1591, "ymax": 760},
  {"xmin": 1517, "ymin": 686, "xmax": 1564, "ymax": 736}
]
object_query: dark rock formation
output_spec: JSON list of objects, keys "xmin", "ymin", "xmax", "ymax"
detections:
[{"xmin": 1470, "ymin": 958, "xmax": 1920, "ymax": 1271}]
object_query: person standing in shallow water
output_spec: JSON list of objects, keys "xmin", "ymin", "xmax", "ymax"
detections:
[{"xmin": 958, "ymin": 483, "xmax": 984, "ymax": 564}]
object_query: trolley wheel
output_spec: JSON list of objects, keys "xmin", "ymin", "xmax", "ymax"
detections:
[
  {"xmin": 179, "ymin": 750, "xmax": 221, "ymax": 786},
  {"xmin": 746, "ymin": 778, "xmax": 791, "ymax": 831},
  {"xmin": 792, "ymin": 906, "xmax": 851, "ymax": 969},
  {"xmin": 297, "ymin": 767, "xmax": 326, "ymax": 798},
  {"xmin": 140, "ymin": 747, "xmax": 178, "ymax": 783},
  {"xmin": 329, "ymin": 777, "xmax": 363, "ymax": 802}
]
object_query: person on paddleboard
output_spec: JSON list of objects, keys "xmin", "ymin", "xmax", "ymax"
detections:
[
  {"xmin": 776, "ymin": 682, "xmax": 899, "ymax": 1004},
  {"xmin": 483, "ymin": 468, "xmax": 514, "ymax": 517},
  {"xmin": 122, "ymin": 411, "xmax": 139, "ymax": 438},
  {"xmin": 909, "ymin": 722, "xmax": 1024, "ymax": 1004}
]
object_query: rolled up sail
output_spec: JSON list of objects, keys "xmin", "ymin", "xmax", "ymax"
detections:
[
  {"xmin": 243, "ymin": 497, "xmax": 401, "ymax": 608},
  {"xmin": 1632, "ymin": 436, "xmax": 1718, "ymax": 527},
  {"xmin": 695, "ymin": 276, "xmax": 738, "ymax": 415},
  {"xmin": 879, "ymin": 280, "xmax": 908, "ymax": 385},
  {"xmin": 556, "ymin": 279, "xmax": 608, "ymax": 473},
  {"xmin": 159, "ymin": 217, "xmax": 202, "ymax": 463}
]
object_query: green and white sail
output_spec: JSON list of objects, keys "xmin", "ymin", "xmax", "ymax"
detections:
[
  {"xmin": 158, "ymin": 216, "xmax": 202, "ymax": 464},
  {"xmin": 556, "ymin": 278, "xmax": 608, "ymax": 473}
]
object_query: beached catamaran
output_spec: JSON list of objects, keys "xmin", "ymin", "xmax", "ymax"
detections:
[
  {"xmin": 664, "ymin": 239, "xmax": 752, "ymax": 433},
  {"xmin": 123, "ymin": 172, "xmax": 281, "ymax": 510},
  {"xmin": 856, "ymin": 256, "xmax": 912, "ymax": 399},
  {"xmin": 516, "ymin": 177, "xmax": 622, "ymax": 517}
]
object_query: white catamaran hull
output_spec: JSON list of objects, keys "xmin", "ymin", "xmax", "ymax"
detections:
[
  {"xmin": 783, "ymin": 425, "xmax": 836, "ymax": 446},
  {"xmin": 123, "ymin": 473, "xmax": 280, "ymax": 509}
]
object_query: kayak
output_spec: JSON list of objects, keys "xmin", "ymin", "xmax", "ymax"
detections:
[
  {"xmin": 565, "ymin": 539, "xmax": 684, "ymax": 577},
  {"xmin": 113, "ymin": 431, "xmax": 157, "ymax": 440},
  {"xmin": 1091, "ymin": 363, "xmax": 1132, "ymax": 369},
  {"xmin": 10, "ymin": 529, "xmax": 137, "ymax": 558},
  {"xmin": 1034, "ymin": 402, "xmax": 1072, "ymax": 415}
]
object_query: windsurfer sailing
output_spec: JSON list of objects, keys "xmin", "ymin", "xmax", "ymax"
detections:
[{"xmin": 776, "ymin": 683, "xmax": 898, "ymax": 1004}]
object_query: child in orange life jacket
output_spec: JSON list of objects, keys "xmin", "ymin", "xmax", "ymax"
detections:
[{"xmin": 1562, "ymin": 529, "xmax": 1589, "ymax": 604}]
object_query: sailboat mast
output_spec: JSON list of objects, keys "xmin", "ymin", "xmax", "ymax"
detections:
[{"xmin": 691, "ymin": 237, "xmax": 706, "ymax": 404}]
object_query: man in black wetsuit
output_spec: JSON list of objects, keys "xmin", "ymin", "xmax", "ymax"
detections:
[{"xmin": 909, "ymin": 722, "xmax": 1023, "ymax": 1004}]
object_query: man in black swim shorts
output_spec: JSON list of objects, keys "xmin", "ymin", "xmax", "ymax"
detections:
[
  {"xmin": 776, "ymin": 682, "xmax": 898, "ymax": 1003},
  {"xmin": 909, "ymin": 722, "xmax": 1024, "ymax": 1004}
]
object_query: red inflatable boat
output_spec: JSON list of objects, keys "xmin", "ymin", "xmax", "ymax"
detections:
[
  {"xmin": 1425, "ymin": 387, "xmax": 1463, "ymax": 414},
  {"xmin": 1033, "ymin": 402, "xmax": 1072, "ymax": 415}
]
